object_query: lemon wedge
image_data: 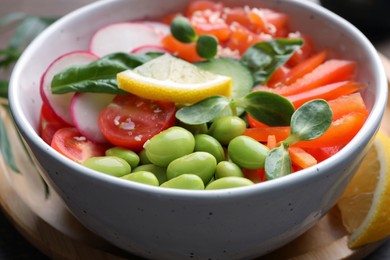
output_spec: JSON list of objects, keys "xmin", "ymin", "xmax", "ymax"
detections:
[
  {"xmin": 338, "ymin": 130, "xmax": 390, "ymax": 248},
  {"xmin": 117, "ymin": 54, "xmax": 232, "ymax": 104}
]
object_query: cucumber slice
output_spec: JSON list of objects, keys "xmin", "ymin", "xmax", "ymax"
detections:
[{"xmin": 195, "ymin": 58, "xmax": 254, "ymax": 99}]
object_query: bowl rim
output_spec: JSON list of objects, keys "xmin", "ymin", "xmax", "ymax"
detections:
[{"xmin": 8, "ymin": 0, "xmax": 388, "ymax": 199}]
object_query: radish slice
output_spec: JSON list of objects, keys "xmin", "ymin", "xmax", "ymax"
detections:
[
  {"xmin": 40, "ymin": 51, "xmax": 98, "ymax": 126},
  {"xmin": 71, "ymin": 93, "xmax": 115, "ymax": 144},
  {"xmin": 131, "ymin": 45, "xmax": 168, "ymax": 54},
  {"xmin": 142, "ymin": 21, "xmax": 170, "ymax": 36},
  {"xmin": 90, "ymin": 22, "xmax": 165, "ymax": 57}
]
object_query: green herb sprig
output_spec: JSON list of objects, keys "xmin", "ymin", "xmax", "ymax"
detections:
[
  {"xmin": 0, "ymin": 13, "xmax": 57, "ymax": 98},
  {"xmin": 170, "ymin": 16, "xmax": 218, "ymax": 59}
]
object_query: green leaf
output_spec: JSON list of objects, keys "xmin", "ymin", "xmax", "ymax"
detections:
[
  {"xmin": 0, "ymin": 12, "xmax": 27, "ymax": 27},
  {"xmin": 240, "ymin": 38, "xmax": 303, "ymax": 84},
  {"xmin": 0, "ymin": 48, "xmax": 20, "ymax": 68},
  {"xmin": 286, "ymin": 99, "xmax": 333, "ymax": 144},
  {"xmin": 0, "ymin": 111, "xmax": 19, "ymax": 172},
  {"xmin": 0, "ymin": 81, "xmax": 8, "ymax": 98},
  {"xmin": 196, "ymin": 35, "xmax": 218, "ymax": 59},
  {"xmin": 176, "ymin": 96, "xmax": 230, "ymax": 125},
  {"xmin": 9, "ymin": 16, "xmax": 57, "ymax": 50},
  {"xmin": 265, "ymin": 144, "xmax": 291, "ymax": 180},
  {"xmin": 236, "ymin": 91, "xmax": 295, "ymax": 126},
  {"xmin": 170, "ymin": 16, "xmax": 197, "ymax": 43},
  {"xmin": 51, "ymin": 52, "xmax": 151, "ymax": 94}
]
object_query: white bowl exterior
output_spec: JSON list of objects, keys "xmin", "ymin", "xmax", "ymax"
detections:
[{"xmin": 9, "ymin": 0, "xmax": 388, "ymax": 259}]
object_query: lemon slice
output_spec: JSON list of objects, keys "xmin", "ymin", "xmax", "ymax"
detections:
[
  {"xmin": 117, "ymin": 53, "xmax": 232, "ymax": 104},
  {"xmin": 337, "ymin": 130, "xmax": 390, "ymax": 248}
]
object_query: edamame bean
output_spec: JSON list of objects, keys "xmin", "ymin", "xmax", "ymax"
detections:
[
  {"xmin": 121, "ymin": 171, "xmax": 159, "ymax": 186},
  {"xmin": 144, "ymin": 126, "xmax": 195, "ymax": 167},
  {"xmin": 138, "ymin": 149, "xmax": 151, "ymax": 165},
  {"xmin": 105, "ymin": 147, "xmax": 140, "ymax": 168},
  {"xmin": 194, "ymin": 134, "xmax": 225, "ymax": 162},
  {"xmin": 133, "ymin": 164, "xmax": 167, "ymax": 184},
  {"xmin": 160, "ymin": 174, "xmax": 204, "ymax": 190},
  {"xmin": 82, "ymin": 156, "xmax": 131, "ymax": 177},
  {"xmin": 228, "ymin": 136, "xmax": 269, "ymax": 169},
  {"xmin": 206, "ymin": 177, "xmax": 254, "ymax": 190},
  {"xmin": 167, "ymin": 151, "xmax": 216, "ymax": 184},
  {"xmin": 208, "ymin": 116, "xmax": 246, "ymax": 145},
  {"xmin": 215, "ymin": 161, "xmax": 244, "ymax": 179},
  {"xmin": 177, "ymin": 121, "xmax": 208, "ymax": 135}
]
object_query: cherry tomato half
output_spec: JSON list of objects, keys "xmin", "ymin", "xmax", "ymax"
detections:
[
  {"xmin": 39, "ymin": 102, "xmax": 70, "ymax": 144},
  {"xmin": 98, "ymin": 94, "xmax": 176, "ymax": 152},
  {"xmin": 51, "ymin": 127, "xmax": 108, "ymax": 163}
]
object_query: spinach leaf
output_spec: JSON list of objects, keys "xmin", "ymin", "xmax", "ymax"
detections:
[
  {"xmin": 240, "ymin": 38, "xmax": 303, "ymax": 84},
  {"xmin": 51, "ymin": 52, "xmax": 151, "ymax": 94}
]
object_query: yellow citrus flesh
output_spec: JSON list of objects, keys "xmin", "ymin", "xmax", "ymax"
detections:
[
  {"xmin": 117, "ymin": 54, "xmax": 232, "ymax": 104},
  {"xmin": 337, "ymin": 130, "xmax": 390, "ymax": 248}
]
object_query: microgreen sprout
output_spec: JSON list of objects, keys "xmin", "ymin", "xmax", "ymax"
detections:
[{"xmin": 170, "ymin": 16, "xmax": 218, "ymax": 59}]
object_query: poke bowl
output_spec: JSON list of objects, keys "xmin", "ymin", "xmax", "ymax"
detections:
[{"xmin": 8, "ymin": 0, "xmax": 388, "ymax": 259}]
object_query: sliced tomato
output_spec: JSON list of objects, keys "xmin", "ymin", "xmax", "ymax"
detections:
[
  {"xmin": 190, "ymin": 8, "xmax": 231, "ymax": 42},
  {"xmin": 161, "ymin": 34, "xmax": 204, "ymax": 62},
  {"xmin": 192, "ymin": 22, "xmax": 231, "ymax": 42},
  {"xmin": 98, "ymin": 94, "xmax": 176, "ymax": 152},
  {"xmin": 39, "ymin": 103, "xmax": 71, "ymax": 144},
  {"xmin": 51, "ymin": 127, "xmax": 108, "ymax": 163},
  {"xmin": 185, "ymin": 0, "xmax": 224, "ymax": 17},
  {"xmin": 228, "ymin": 23, "xmax": 271, "ymax": 54},
  {"xmin": 224, "ymin": 7, "xmax": 253, "ymax": 29},
  {"xmin": 262, "ymin": 9, "xmax": 289, "ymax": 34}
]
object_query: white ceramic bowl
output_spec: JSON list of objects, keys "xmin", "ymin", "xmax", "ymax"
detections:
[{"xmin": 8, "ymin": 0, "xmax": 388, "ymax": 259}]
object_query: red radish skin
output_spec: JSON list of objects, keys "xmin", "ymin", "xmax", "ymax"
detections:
[
  {"xmin": 131, "ymin": 45, "xmax": 168, "ymax": 54},
  {"xmin": 90, "ymin": 22, "xmax": 165, "ymax": 56},
  {"xmin": 71, "ymin": 93, "xmax": 115, "ymax": 144},
  {"xmin": 40, "ymin": 51, "xmax": 98, "ymax": 126}
]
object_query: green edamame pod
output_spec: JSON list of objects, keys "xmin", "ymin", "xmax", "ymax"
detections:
[
  {"xmin": 105, "ymin": 147, "xmax": 140, "ymax": 168},
  {"xmin": 215, "ymin": 161, "xmax": 244, "ymax": 179},
  {"xmin": 121, "ymin": 171, "xmax": 159, "ymax": 186},
  {"xmin": 133, "ymin": 164, "xmax": 167, "ymax": 184},
  {"xmin": 208, "ymin": 116, "xmax": 246, "ymax": 145},
  {"xmin": 144, "ymin": 126, "xmax": 195, "ymax": 167},
  {"xmin": 160, "ymin": 174, "xmax": 204, "ymax": 190},
  {"xmin": 206, "ymin": 177, "xmax": 254, "ymax": 190},
  {"xmin": 167, "ymin": 151, "xmax": 216, "ymax": 184},
  {"xmin": 194, "ymin": 134, "xmax": 225, "ymax": 162},
  {"xmin": 228, "ymin": 136, "xmax": 269, "ymax": 169},
  {"xmin": 82, "ymin": 156, "xmax": 131, "ymax": 177}
]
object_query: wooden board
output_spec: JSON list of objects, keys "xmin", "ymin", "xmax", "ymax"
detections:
[{"xmin": 0, "ymin": 54, "xmax": 390, "ymax": 259}]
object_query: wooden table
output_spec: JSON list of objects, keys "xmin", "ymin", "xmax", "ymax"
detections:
[{"xmin": 1, "ymin": 0, "xmax": 390, "ymax": 259}]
